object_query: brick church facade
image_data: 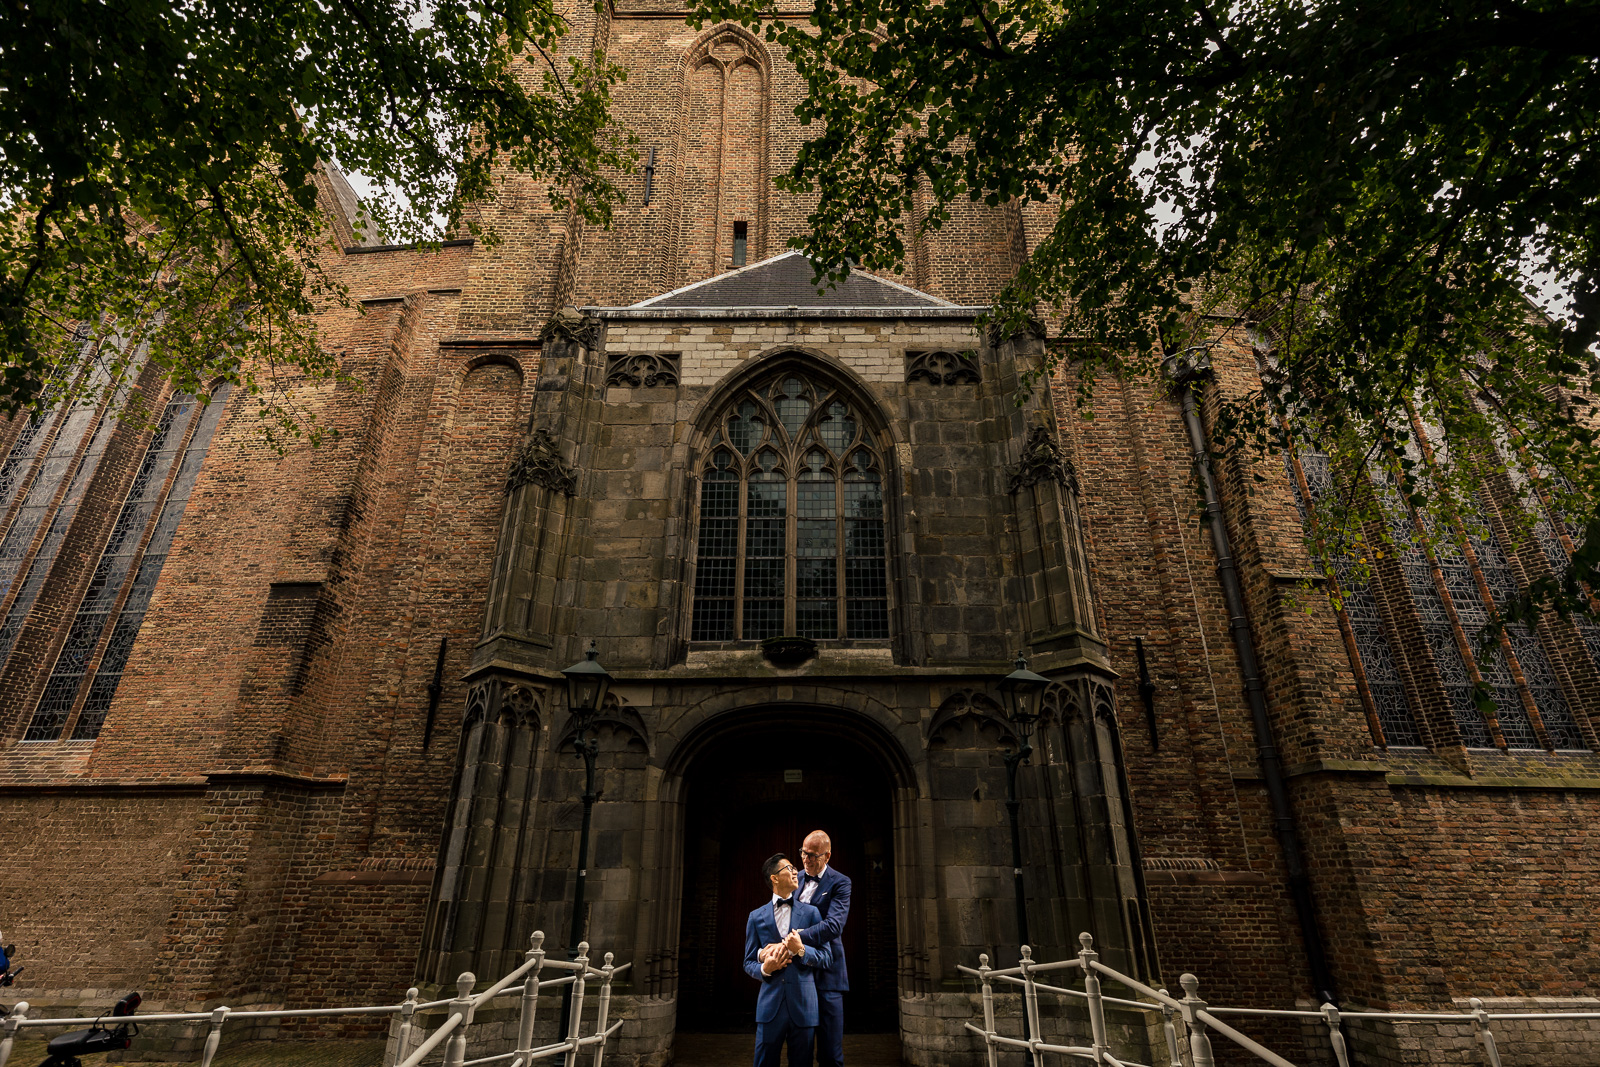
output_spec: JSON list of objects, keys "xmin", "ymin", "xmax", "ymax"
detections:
[{"xmin": 2, "ymin": 4, "xmax": 1599, "ymax": 1065}]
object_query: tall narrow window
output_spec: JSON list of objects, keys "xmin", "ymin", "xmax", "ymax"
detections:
[
  {"xmin": 25, "ymin": 385, "xmax": 230, "ymax": 741},
  {"xmin": 690, "ymin": 367, "xmax": 890, "ymax": 642},
  {"xmin": 1285, "ymin": 449, "xmax": 1423, "ymax": 747},
  {"xmin": 732, "ymin": 221, "xmax": 748, "ymax": 267}
]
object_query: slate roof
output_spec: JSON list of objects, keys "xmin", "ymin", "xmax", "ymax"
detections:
[{"xmin": 631, "ymin": 251, "xmax": 956, "ymax": 310}]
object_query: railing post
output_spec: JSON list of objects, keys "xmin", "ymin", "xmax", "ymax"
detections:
[
  {"xmin": 393, "ymin": 987, "xmax": 420, "ymax": 1067},
  {"xmin": 1470, "ymin": 997, "xmax": 1503, "ymax": 1067},
  {"xmin": 591, "ymin": 951, "xmax": 616, "ymax": 1067},
  {"xmin": 518, "ymin": 931, "xmax": 548, "ymax": 1066},
  {"xmin": 1322, "ymin": 1002, "xmax": 1351, "ymax": 1067},
  {"xmin": 1078, "ymin": 933, "xmax": 1109, "ymax": 1066},
  {"xmin": 442, "ymin": 971, "xmax": 478, "ymax": 1067},
  {"xmin": 0, "ymin": 1001, "xmax": 27, "ymax": 1067},
  {"xmin": 978, "ymin": 954, "xmax": 999, "ymax": 1067},
  {"xmin": 563, "ymin": 942, "xmax": 591, "ymax": 1067},
  {"xmin": 1019, "ymin": 945, "xmax": 1043, "ymax": 1067},
  {"xmin": 199, "ymin": 1006, "xmax": 230, "ymax": 1067},
  {"xmin": 1159, "ymin": 991, "xmax": 1183, "ymax": 1067},
  {"xmin": 1178, "ymin": 974, "xmax": 1215, "ymax": 1067}
]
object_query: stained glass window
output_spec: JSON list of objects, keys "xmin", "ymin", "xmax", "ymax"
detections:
[
  {"xmin": 690, "ymin": 367, "xmax": 891, "ymax": 642},
  {"xmin": 24, "ymin": 385, "xmax": 231, "ymax": 742},
  {"xmin": 1286, "ymin": 450, "xmax": 1424, "ymax": 746}
]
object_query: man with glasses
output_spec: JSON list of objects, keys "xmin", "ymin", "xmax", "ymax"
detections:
[
  {"xmin": 792, "ymin": 830, "xmax": 851, "ymax": 1067},
  {"xmin": 745, "ymin": 853, "xmax": 833, "ymax": 1067}
]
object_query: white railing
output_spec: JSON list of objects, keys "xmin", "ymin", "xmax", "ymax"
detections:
[
  {"xmin": 960, "ymin": 932, "xmax": 1600, "ymax": 1067},
  {"xmin": 0, "ymin": 932, "xmax": 627, "ymax": 1067}
]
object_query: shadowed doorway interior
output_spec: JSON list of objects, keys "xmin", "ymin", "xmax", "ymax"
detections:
[{"xmin": 677, "ymin": 717, "xmax": 898, "ymax": 1033}]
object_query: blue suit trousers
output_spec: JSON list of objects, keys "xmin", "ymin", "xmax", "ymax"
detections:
[
  {"xmin": 815, "ymin": 990, "xmax": 844, "ymax": 1067},
  {"xmin": 753, "ymin": 995, "xmax": 814, "ymax": 1067}
]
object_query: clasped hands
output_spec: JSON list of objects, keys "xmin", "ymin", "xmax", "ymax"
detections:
[{"xmin": 758, "ymin": 930, "xmax": 806, "ymax": 974}]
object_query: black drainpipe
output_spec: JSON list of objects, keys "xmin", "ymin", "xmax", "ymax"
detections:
[{"xmin": 1167, "ymin": 351, "xmax": 1339, "ymax": 1005}]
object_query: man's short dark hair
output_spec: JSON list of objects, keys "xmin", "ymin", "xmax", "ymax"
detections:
[{"xmin": 761, "ymin": 853, "xmax": 790, "ymax": 882}]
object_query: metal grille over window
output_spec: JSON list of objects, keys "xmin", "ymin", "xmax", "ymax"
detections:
[
  {"xmin": 690, "ymin": 368, "xmax": 891, "ymax": 642},
  {"xmin": 1286, "ymin": 451, "xmax": 1423, "ymax": 746},
  {"xmin": 24, "ymin": 386, "xmax": 230, "ymax": 742}
]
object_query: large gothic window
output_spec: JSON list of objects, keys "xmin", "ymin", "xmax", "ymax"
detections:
[
  {"xmin": 691, "ymin": 369, "xmax": 890, "ymax": 642},
  {"xmin": 23, "ymin": 385, "xmax": 231, "ymax": 741}
]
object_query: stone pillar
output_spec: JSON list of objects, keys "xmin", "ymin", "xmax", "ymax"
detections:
[
  {"xmin": 1042, "ymin": 674, "xmax": 1160, "ymax": 983},
  {"xmin": 419, "ymin": 675, "xmax": 547, "ymax": 984}
]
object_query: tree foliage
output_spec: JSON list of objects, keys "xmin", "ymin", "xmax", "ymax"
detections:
[
  {"xmin": 695, "ymin": 0, "xmax": 1600, "ymax": 630},
  {"xmin": 1, "ymin": 0, "xmax": 632, "ymax": 441}
]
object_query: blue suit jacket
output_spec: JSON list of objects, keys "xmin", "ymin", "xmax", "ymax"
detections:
[
  {"xmin": 743, "ymin": 899, "xmax": 834, "ymax": 1025},
  {"xmin": 795, "ymin": 867, "xmax": 851, "ymax": 992}
]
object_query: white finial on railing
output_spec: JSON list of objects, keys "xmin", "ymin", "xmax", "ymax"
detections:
[
  {"xmin": 1159, "ymin": 991, "xmax": 1183, "ymax": 1067},
  {"xmin": 518, "ymin": 932, "xmax": 547, "ymax": 1064},
  {"xmin": 391, "ymin": 987, "xmax": 420, "ymax": 1067},
  {"xmin": 199, "ymin": 1006, "xmax": 230, "ymax": 1067},
  {"xmin": 1078, "ymin": 932, "xmax": 1108, "ymax": 1066},
  {"xmin": 442, "ymin": 972, "xmax": 478, "ymax": 1067},
  {"xmin": 0, "ymin": 1001, "xmax": 27, "ymax": 1067},
  {"xmin": 592, "ymin": 952, "xmax": 618, "ymax": 1067},
  {"xmin": 976, "ymin": 956, "xmax": 998, "ymax": 1067},
  {"xmin": 1470, "ymin": 997, "xmax": 1503, "ymax": 1067},
  {"xmin": 565, "ymin": 945, "xmax": 592, "ymax": 1067},
  {"xmin": 1321, "ymin": 1002, "xmax": 1350, "ymax": 1067},
  {"xmin": 1179, "ymin": 974, "xmax": 1215, "ymax": 1067},
  {"xmin": 1018, "ymin": 944, "xmax": 1043, "ymax": 1067}
]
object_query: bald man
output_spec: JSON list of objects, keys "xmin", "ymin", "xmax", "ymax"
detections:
[{"xmin": 793, "ymin": 830, "xmax": 852, "ymax": 1067}]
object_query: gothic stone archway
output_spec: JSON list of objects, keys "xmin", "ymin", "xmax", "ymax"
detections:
[{"xmin": 674, "ymin": 712, "xmax": 900, "ymax": 1034}]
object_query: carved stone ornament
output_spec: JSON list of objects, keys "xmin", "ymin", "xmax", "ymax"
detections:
[
  {"xmin": 605, "ymin": 352, "xmax": 681, "ymax": 389},
  {"xmin": 464, "ymin": 678, "xmax": 544, "ymax": 731},
  {"xmin": 1006, "ymin": 426, "xmax": 1079, "ymax": 494},
  {"xmin": 926, "ymin": 688, "xmax": 1015, "ymax": 748},
  {"xmin": 559, "ymin": 691, "xmax": 651, "ymax": 755},
  {"xmin": 507, "ymin": 428, "xmax": 577, "ymax": 496},
  {"xmin": 905, "ymin": 349, "xmax": 981, "ymax": 386},
  {"xmin": 540, "ymin": 307, "xmax": 601, "ymax": 351},
  {"xmin": 985, "ymin": 316, "xmax": 1047, "ymax": 350}
]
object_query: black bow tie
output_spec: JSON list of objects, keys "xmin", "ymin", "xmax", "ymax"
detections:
[{"xmin": 776, "ymin": 898, "xmax": 793, "ymax": 906}]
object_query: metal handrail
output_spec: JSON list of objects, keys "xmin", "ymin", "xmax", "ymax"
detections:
[
  {"xmin": 961, "ymin": 932, "xmax": 1600, "ymax": 1067},
  {"xmin": 0, "ymin": 931, "xmax": 628, "ymax": 1067}
]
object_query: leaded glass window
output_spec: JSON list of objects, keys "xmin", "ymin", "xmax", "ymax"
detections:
[
  {"xmin": 24, "ymin": 385, "xmax": 231, "ymax": 742},
  {"xmin": 690, "ymin": 368, "xmax": 891, "ymax": 642},
  {"xmin": 1286, "ymin": 450, "xmax": 1424, "ymax": 747}
]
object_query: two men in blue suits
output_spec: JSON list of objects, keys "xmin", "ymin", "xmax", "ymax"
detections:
[
  {"xmin": 794, "ymin": 830, "xmax": 851, "ymax": 1067},
  {"xmin": 744, "ymin": 853, "xmax": 833, "ymax": 1067}
]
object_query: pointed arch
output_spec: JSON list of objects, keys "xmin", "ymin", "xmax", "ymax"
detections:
[
  {"xmin": 685, "ymin": 354, "xmax": 897, "ymax": 644},
  {"xmin": 671, "ymin": 22, "xmax": 772, "ymax": 287}
]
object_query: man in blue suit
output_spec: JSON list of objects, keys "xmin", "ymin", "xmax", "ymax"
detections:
[
  {"xmin": 794, "ymin": 831, "xmax": 851, "ymax": 1067},
  {"xmin": 744, "ymin": 853, "xmax": 833, "ymax": 1067}
]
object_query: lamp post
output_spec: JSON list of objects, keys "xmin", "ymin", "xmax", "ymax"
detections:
[
  {"xmin": 997, "ymin": 650, "xmax": 1049, "ymax": 948},
  {"xmin": 561, "ymin": 640, "xmax": 613, "ymax": 961}
]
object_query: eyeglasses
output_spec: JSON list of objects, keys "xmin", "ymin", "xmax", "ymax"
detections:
[
  {"xmin": 777, "ymin": 864, "xmax": 797, "ymax": 876},
  {"xmin": 800, "ymin": 849, "xmax": 829, "ymax": 859}
]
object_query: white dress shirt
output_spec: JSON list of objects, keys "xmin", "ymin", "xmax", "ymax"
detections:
[
  {"xmin": 799, "ymin": 865, "xmax": 829, "ymax": 904},
  {"xmin": 771, "ymin": 893, "xmax": 794, "ymax": 937}
]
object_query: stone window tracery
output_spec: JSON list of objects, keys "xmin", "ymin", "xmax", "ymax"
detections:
[{"xmin": 690, "ymin": 368, "xmax": 890, "ymax": 642}]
